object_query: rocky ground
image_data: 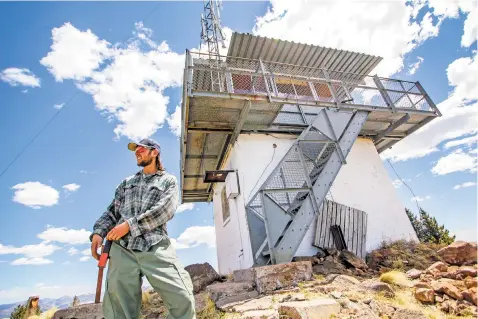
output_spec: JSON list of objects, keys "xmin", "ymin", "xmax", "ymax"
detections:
[{"xmin": 53, "ymin": 241, "xmax": 477, "ymax": 319}]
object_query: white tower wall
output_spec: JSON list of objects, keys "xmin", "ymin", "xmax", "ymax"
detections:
[{"xmin": 212, "ymin": 134, "xmax": 417, "ymax": 275}]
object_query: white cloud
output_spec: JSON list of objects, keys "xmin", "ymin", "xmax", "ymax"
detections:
[
  {"xmin": 408, "ymin": 56, "xmax": 424, "ymax": 75},
  {"xmin": 79, "ymin": 170, "xmax": 88, "ymax": 174},
  {"xmin": 176, "ymin": 203, "xmax": 195, "ymax": 214},
  {"xmin": 37, "ymin": 226, "xmax": 91, "ymax": 245},
  {"xmin": 411, "ymin": 195, "xmax": 431, "ymax": 202},
  {"xmin": 0, "ymin": 68, "xmax": 41, "ymax": 87},
  {"xmin": 21, "ymin": 89, "xmax": 28, "ymax": 94},
  {"xmin": 431, "ymin": 149, "xmax": 477, "ymax": 175},
  {"xmin": 63, "ymin": 183, "xmax": 81, "ymax": 192},
  {"xmin": 453, "ymin": 181, "xmax": 477, "ymax": 190},
  {"xmin": 167, "ymin": 105, "xmax": 182, "ymax": 137},
  {"xmin": 40, "ymin": 22, "xmax": 112, "ymax": 81},
  {"xmin": 11, "ymin": 257, "xmax": 53, "ymax": 266},
  {"xmin": 41, "ymin": 22, "xmax": 184, "ymax": 141},
  {"xmin": 54, "ymin": 103, "xmax": 65, "ymax": 110},
  {"xmin": 253, "ymin": 1, "xmax": 444, "ymax": 76},
  {"xmin": 0, "ymin": 242, "xmax": 60, "ymax": 259},
  {"xmin": 462, "ymin": 7, "xmax": 477, "ymax": 47},
  {"xmin": 383, "ymin": 54, "xmax": 478, "ymax": 162},
  {"xmin": 174, "ymin": 226, "xmax": 216, "ymax": 250},
  {"xmin": 444, "ymin": 134, "xmax": 477, "ymax": 149},
  {"xmin": 67, "ymin": 247, "xmax": 79, "ymax": 255},
  {"xmin": 62, "ymin": 261, "xmax": 71, "ymax": 265},
  {"xmin": 11, "ymin": 182, "xmax": 59, "ymax": 209},
  {"xmin": 79, "ymin": 256, "xmax": 90, "ymax": 262},
  {"xmin": 79, "ymin": 248, "xmax": 91, "ymax": 262}
]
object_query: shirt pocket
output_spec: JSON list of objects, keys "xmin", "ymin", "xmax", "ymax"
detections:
[
  {"xmin": 123, "ymin": 184, "xmax": 137, "ymax": 209},
  {"xmin": 146, "ymin": 184, "xmax": 165, "ymax": 205}
]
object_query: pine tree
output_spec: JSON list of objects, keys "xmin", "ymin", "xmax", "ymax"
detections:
[
  {"xmin": 406, "ymin": 208, "xmax": 455, "ymax": 245},
  {"xmin": 10, "ymin": 304, "xmax": 26, "ymax": 319},
  {"xmin": 71, "ymin": 295, "xmax": 80, "ymax": 307}
]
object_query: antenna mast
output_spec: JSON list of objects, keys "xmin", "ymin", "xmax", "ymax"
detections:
[{"xmin": 201, "ymin": 0, "xmax": 226, "ymax": 91}]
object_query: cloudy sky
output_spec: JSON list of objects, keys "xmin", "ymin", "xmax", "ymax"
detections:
[{"xmin": 0, "ymin": 0, "xmax": 476, "ymax": 304}]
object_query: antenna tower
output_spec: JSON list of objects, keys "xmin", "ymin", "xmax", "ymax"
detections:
[{"xmin": 201, "ymin": 0, "xmax": 226, "ymax": 91}]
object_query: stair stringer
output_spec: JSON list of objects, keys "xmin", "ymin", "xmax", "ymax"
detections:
[{"xmin": 272, "ymin": 110, "xmax": 370, "ymax": 264}]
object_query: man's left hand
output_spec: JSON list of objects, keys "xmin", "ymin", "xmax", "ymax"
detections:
[{"xmin": 106, "ymin": 222, "xmax": 130, "ymax": 241}]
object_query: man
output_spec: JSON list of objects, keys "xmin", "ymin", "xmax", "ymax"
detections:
[{"xmin": 90, "ymin": 138, "xmax": 195, "ymax": 319}]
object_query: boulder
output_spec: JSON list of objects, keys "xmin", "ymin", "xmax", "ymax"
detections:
[
  {"xmin": 391, "ymin": 308, "xmax": 427, "ymax": 319},
  {"xmin": 438, "ymin": 299, "xmax": 457, "ymax": 314},
  {"xmin": 194, "ymin": 293, "xmax": 209, "ymax": 313},
  {"xmin": 53, "ymin": 303, "xmax": 103, "ymax": 319},
  {"xmin": 242, "ymin": 309, "xmax": 279, "ymax": 319},
  {"xmin": 463, "ymin": 287, "xmax": 477, "ymax": 306},
  {"xmin": 413, "ymin": 282, "xmax": 432, "ymax": 289},
  {"xmin": 368, "ymin": 300, "xmax": 395, "ymax": 318},
  {"xmin": 206, "ymin": 281, "xmax": 258, "ymax": 308},
  {"xmin": 426, "ymin": 261, "xmax": 448, "ymax": 273},
  {"xmin": 324, "ymin": 247, "xmax": 339, "ymax": 257},
  {"xmin": 457, "ymin": 266, "xmax": 477, "ymax": 278},
  {"xmin": 231, "ymin": 296, "xmax": 275, "ymax": 313},
  {"xmin": 406, "ymin": 268, "xmax": 422, "ymax": 279},
  {"xmin": 315, "ymin": 247, "xmax": 327, "ymax": 258},
  {"xmin": 332, "ymin": 274, "xmax": 360, "ymax": 286},
  {"xmin": 233, "ymin": 268, "xmax": 255, "ymax": 282},
  {"xmin": 414, "ymin": 288, "xmax": 435, "ymax": 303},
  {"xmin": 437, "ymin": 241, "xmax": 477, "ymax": 266},
  {"xmin": 339, "ymin": 250, "xmax": 368, "ymax": 270},
  {"xmin": 419, "ymin": 273, "xmax": 434, "ymax": 282},
  {"xmin": 278, "ymin": 299, "xmax": 341, "ymax": 319},
  {"xmin": 293, "ymin": 256, "xmax": 321, "ymax": 265},
  {"xmin": 312, "ymin": 259, "xmax": 347, "ymax": 276},
  {"xmin": 184, "ymin": 263, "xmax": 220, "ymax": 293},
  {"xmin": 464, "ymin": 276, "xmax": 477, "ymax": 289},
  {"xmin": 254, "ymin": 261, "xmax": 312, "ymax": 294},
  {"xmin": 359, "ymin": 280, "xmax": 395, "ymax": 298},
  {"xmin": 431, "ymin": 281, "xmax": 463, "ymax": 300}
]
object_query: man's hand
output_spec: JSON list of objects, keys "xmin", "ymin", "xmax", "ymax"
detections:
[
  {"xmin": 91, "ymin": 234, "xmax": 103, "ymax": 260},
  {"xmin": 106, "ymin": 222, "xmax": 130, "ymax": 241}
]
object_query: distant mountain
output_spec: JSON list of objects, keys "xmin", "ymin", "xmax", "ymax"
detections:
[{"xmin": 0, "ymin": 294, "xmax": 95, "ymax": 318}]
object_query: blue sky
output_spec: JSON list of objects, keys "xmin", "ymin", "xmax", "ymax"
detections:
[{"xmin": 0, "ymin": 1, "xmax": 476, "ymax": 304}]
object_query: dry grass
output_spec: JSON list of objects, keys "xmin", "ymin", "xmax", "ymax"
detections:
[
  {"xmin": 141, "ymin": 290, "xmax": 152, "ymax": 308},
  {"xmin": 197, "ymin": 297, "xmax": 225, "ymax": 319},
  {"xmin": 313, "ymin": 274, "xmax": 325, "ymax": 281},
  {"xmin": 380, "ymin": 270, "xmax": 411, "ymax": 287},
  {"xmin": 27, "ymin": 307, "xmax": 58, "ymax": 319}
]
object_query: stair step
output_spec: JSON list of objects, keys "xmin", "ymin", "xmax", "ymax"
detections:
[{"xmin": 262, "ymin": 250, "xmax": 270, "ymax": 256}]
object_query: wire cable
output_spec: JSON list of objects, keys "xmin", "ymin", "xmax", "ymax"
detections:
[
  {"xmin": 247, "ymin": 144, "xmax": 277, "ymax": 202},
  {"xmin": 0, "ymin": 3, "xmax": 162, "ymax": 180},
  {"xmin": 386, "ymin": 158, "xmax": 421, "ymax": 213}
]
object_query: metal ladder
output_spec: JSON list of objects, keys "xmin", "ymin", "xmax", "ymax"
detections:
[{"xmin": 245, "ymin": 107, "xmax": 369, "ymax": 266}]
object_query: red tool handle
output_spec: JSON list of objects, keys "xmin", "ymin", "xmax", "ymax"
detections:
[{"xmin": 98, "ymin": 240, "xmax": 112, "ymax": 268}]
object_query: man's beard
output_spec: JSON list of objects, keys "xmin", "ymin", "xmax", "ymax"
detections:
[{"xmin": 137, "ymin": 157, "xmax": 153, "ymax": 167}]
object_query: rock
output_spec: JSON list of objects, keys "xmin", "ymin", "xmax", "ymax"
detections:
[
  {"xmin": 463, "ymin": 287, "xmax": 477, "ymax": 306},
  {"xmin": 332, "ymin": 274, "xmax": 360, "ymax": 286},
  {"xmin": 242, "ymin": 309, "xmax": 279, "ymax": 319},
  {"xmin": 456, "ymin": 299, "xmax": 477, "ymax": 316},
  {"xmin": 426, "ymin": 261, "xmax": 448, "ymax": 273},
  {"xmin": 313, "ymin": 259, "xmax": 346, "ymax": 276},
  {"xmin": 229, "ymin": 296, "xmax": 275, "ymax": 313},
  {"xmin": 435, "ymin": 294, "xmax": 444, "ymax": 303},
  {"xmin": 206, "ymin": 281, "xmax": 258, "ymax": 308},
  {"xmin": 278, "ymin": 299, "xmax": 341, "ymax": 319},
  {"xmin": 254, "ymin": 261, "xmax": 312, "ymax": 294},
  {"xmin": 431, "ymin": 281, "xmax": 463, "ymax": 300},
  {"xmin": 457, "ymin": 265, "xmax": 477, "ymax": 277},
  {"xmin": 53, "ymin": 303, "xmax": 104, "ymax": 319},
  {"xmin": 233, "ymin": 268, "xmax": 255, "ymax": 282},
  {"xmin": 437, "ymin": 241, "xmax": 477, "ymax": 266},
  {"xmin": 279, "ymin": 293, "xmax": 306, "ymax": 303},
  {"xmin": 413, "ymin": 282, "xmax": 432, "ymax": 289},
  {"xmin": 293, "ymin": 256, "xmax": 321, "ymax": 265},
  {"xmin": 406, "ymin": 268, "xmax": 422, "ymax": 279},
  {"xmin": 185, "ymin": 263, "xmax": 220, "ymax": 293},
  {"xmin": 419, "ymin": 274, "xmax": 434, "ymax": 282},
  {"xmin": 330, "ymin": 291, "xmax": 342, "ymax": 299},
  {"xmin": 194, "ymin": 293, "xmax": 209, "ymax": 313},
  {"xmin": 414, "ymin": 288, "xmax": 435, "ymax": 303},
  {"xmin": 359, "ymin": 280, "xmax": 395, "ymax": 298},
  {"xmin": 439, "ymin": 299, "xmax": 457, "ymax": 313},
  {"xmin": 339, "ymin": 250, "xmax": 368, "ymax": 270},
  {"xmin": 465, "ymin": 276, "xmax": 477, "ymax": 289},
  {"xmin": 369, "ymin": 300, "xmax": 395, "ymax": 318},
  {"xmin": 391, "ymin": 308, "xmax": 427, "ymax": 319},
  {"xmin": 325, "ymin": 247, "xmax": 339, "ymax": 257}
]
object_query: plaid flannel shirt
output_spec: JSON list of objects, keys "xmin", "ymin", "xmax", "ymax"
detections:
[{"xmin": 91, "ymin": 170, "xmax": 178, "ymax": 251}]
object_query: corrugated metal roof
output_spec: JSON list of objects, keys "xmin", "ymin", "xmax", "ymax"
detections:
[{"xmin": 227, "ymin": 32, "xmax": 383, "ymax": 76}]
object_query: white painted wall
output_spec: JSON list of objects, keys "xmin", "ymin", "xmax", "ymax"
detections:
[{"xmin": 212, "ymin": 134, "xmax": 417, "ymax": 273}]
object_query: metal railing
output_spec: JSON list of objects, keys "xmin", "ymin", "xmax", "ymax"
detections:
[{"xmin": 186, "ymin": 51, "xmax": 439, "ymax": 115}]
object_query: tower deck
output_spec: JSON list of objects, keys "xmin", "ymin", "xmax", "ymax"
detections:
[{"xmin": 180, "ymin": 33, "xmax": 441, "ymax": 203}]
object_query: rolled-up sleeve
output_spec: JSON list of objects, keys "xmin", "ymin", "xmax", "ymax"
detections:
[
  {"xmin": 90, "ymin": 182, "xmax": 123, "ymax": 241},
  {"xmin": 127, "ymin": 176, "xmax": 178, "ymax": 238}
]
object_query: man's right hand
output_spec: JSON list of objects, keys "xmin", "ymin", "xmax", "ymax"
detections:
[{"xmin": 91, "ymin": 234, "xmax": 103, "ymax": 260}]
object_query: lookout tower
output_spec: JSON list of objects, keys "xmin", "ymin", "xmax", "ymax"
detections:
[{"xmin": 179, "ymin": 3, "xmax": 441, "ymax": 274}]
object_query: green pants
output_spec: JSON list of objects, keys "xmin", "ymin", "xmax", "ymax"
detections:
[{"xmin": 103, "ymin": 238, "xmax": 196, "ymax": 319}]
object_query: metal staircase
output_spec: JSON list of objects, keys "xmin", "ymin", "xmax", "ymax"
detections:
[{"xmin": 245, "ymin": 107, "xmax": 369, "ymax": 266}]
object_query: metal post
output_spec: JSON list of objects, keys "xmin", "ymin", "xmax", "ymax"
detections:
[
  {"xmin": 260, "ymin": 190, "xmax": 276, "ymax": 264},
  {"xmin": 415, "ymin": 81, "xmax": 442, "ymax": 116},
  {"xmin": 399, "ymin": 81, "xmax": 415, "ymax": 109},
  {"xmin": 308, "ymin": 81, "xmax": 319, "ymax": 101},
  {"xmin": 373, "ymin": 75, "xmax": 396, "ymax": 113},
  {"xmin": 323, "ymin": 69, "xmax": 341, "ymax": 109},
  {"xmin": 259, "ymin": 58, "xmax": 272, "ymax": 102}
]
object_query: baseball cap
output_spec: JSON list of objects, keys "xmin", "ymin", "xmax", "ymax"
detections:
[{"xmin": 127, "ymin": 138, "xmax": 161, "ymax": 154}]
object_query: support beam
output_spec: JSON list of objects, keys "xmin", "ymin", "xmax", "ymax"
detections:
[
  {"xmin": 373, "ymin": 75, "xmax": 396, "ymax": 113},
  {"xmin": 186, "ymin": 154, "xmax": 218, "ymax": 159},
  {"xmin": 373, "ymin": 114, "xmax": 410, "ymax": 144}
]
